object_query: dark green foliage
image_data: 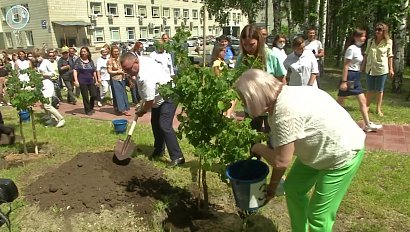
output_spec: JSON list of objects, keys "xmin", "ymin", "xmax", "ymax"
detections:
[{"xmin": 160, "ymin": 29, "xmax": 262, "ymax": 172}]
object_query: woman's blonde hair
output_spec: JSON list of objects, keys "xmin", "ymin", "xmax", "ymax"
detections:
[
  {"xmin": 235, "ymin": 69, "xmax": 283, "ymax": 117},
  {"xmin": 375, "ymin": 22, "xmax": 390, "ymax": 41}
]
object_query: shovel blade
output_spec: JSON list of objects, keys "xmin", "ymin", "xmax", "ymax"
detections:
[{"xmin": 114, "ymin": 139, "xmax": 136, "ymax": 161}]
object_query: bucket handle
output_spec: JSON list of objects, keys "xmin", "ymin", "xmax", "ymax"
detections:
[{"xmin": 257, "ymin": 183, "xmax": 267, "ymax": 201}]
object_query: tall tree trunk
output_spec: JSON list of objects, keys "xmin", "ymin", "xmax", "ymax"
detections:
[
  {"xmin": 315, "ymin": 0, "xmax": 320, "ymax": 31},
  {"xmin": 392, "ymin": 0, "xmax": 409, "ymax": 93},
  {"xmin": 320, "ymin": 0, "xmax": 328, "ymax": 48},
  {"xmin": 284, "ymin": 0, "xmax": 293, "ymax": 38},
  {"xmin": 272, "ymin": 0, "xmax": 281, "ymax": 35},
  {"xmin": 303, "ymin": 0, "xmax": 310, "ymax": 30}
]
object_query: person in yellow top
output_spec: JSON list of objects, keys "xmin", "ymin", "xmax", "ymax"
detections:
[
  {"xmin": 362, "ymin": 22, "xmax": 394, "ymax": 117},
  {"xmin": 212, "ymin": 45, "xmax": 227, "ymax": 76},
  {"xmin": 212, "ymin": 46, "xmax": 237, "ymax": 118}
]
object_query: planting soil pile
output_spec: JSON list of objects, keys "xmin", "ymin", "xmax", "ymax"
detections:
[
  {"xmin": 24, "ymin": 152, "xmax": 279, "ymax": 231},
  {"xmin": 25, "ymin": 152, "xmax": 169, "ymax": 216}
]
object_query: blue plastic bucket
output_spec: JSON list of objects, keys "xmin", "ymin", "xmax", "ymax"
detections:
[
  {"xmin": 226, "ymin": 159, "xmax": 270, "ymax": 210},
  {"xmin": 112, "ymin": 119, "xmax": 128, "ymax": 134},
  {"xmin": 19, "ymin": 110, "xmax": 30, "ymax": 122}
]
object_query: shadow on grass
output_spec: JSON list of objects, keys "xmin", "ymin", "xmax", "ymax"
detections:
[{"xmin": 125, "ymin": 176, "xmax": 278, "ymax": 231}]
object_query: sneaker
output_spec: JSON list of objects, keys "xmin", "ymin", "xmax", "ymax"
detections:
[
  {"xmin": 97, "ymin": 101, "xmax": 102, "ymax": 107},
  {"xmin": 364, "ymin": 122, "xmax": 382, "ymax": 132},
  {"xmin": 56, "ymin": 119, "xmax": 65, "ymax": 128}
]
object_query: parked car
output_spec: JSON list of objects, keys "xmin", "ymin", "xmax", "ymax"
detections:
[
  {"xmin": 187, "ymin": 37, "xmax": 198, "ymax": 47},
  {"xmin": 147, "ymin": 38, "xmax": 155, "ymax": 46},
  {"xmin": 137, "ymin": 38, "xmax": 150, "ymax": 50},
  {"xmin": 231, "ymin": 38, "xmax": 240, "ymax": 56}
]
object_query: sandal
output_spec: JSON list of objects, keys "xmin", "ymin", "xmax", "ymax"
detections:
[{"xmin": 123, "ymin": 111, "xmax": 131, "ymax": 116}]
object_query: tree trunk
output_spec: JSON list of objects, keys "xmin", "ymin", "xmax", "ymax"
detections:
[
  {"xmin": 30, "ymin": 108, "xmax": 38, "ymax": 154},
  {"xmin": 315, "ymin": 0, "xmax": 320, "ymax": 30},
  {"xmin": 392, "ymin": 0, "xmax": 409, "ymax": 93},
  {"xmin": 284, "ymin": 0, "xmax": 293, "ymax": 38},
  {"xmin": 303, "ymin": 0, "xmax": 310, "ymax": 30},
  {"xmin": 320, "ymin": 0, "xmax": 328, "ymax": 49},
  {"xmin": 202, "ymin": 169, "xmax": 209, "ymax": 209},
  {"xmin": 272, "ymin": 0, "xmax": 281, "ymax": 35},
  {"xmin": 19, "ymin": 114, "xmax": 28, "ymax": 155},
  {"xmin": 197, "ymin": 154, "xmax": 202, "ymax": 211}
]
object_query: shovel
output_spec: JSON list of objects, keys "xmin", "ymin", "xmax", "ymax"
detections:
[{"xmin": 113, "ymin": 115, "xmax": 138, "ymax": 165}]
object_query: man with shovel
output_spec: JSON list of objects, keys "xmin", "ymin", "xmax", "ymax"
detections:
[{"xmin": 120, "ymin": 52, "xmax": 185, "ymax": 167}]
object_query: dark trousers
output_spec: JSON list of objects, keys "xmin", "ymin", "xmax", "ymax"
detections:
[
  {"xmin": 130, "ymin": 85, "xmax": 141, "ymax": 104},
  {"xmin": 249, "ymin": 114, "xmax": 272, "ymax": 148},
  {"xmin": 63, "ymin": 80, "xmax": 76, "ymax": 103},
  {"xmin": 79, "ymin": 83, "xmax": 97, "ymax": 114},
  {"xmin": 128, "ymin": 78, "xmax": 140, "ymax": 104},
  {"xmin": 151, "ymin": 101, "xmax": 183, "ymax": 161},
  {"xmin": 52, "ymin": 79, "xmax": 63, "ymax": 101}
]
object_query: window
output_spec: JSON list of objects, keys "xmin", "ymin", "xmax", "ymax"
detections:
[
  {"xmin": 110, "ymin": 27, "xmax": 120, "ymax": 41},
  {"xmin": 138, "ymin": 6, "xmax": 147, "ymax": 17},
  {"xmin": 140, "ymin": 27, "xmax": 148, "ymax": 38},
  {"xmin": 233, "ymin": 13, "xmax": 236, "ymax": 21},
  {"xmin": 90, "ymin": 2, "xmax": 102, "ymax": 15},
  {"xmin": 208, "ymin": 13, "xmax": 213, "ymax": 20},
  {"xmin": 174, "ymin": 8, "xmax": 180, "ymax": 18},
  {"xmin": 163, "ymin": 8, "xmax": 170, "ymax": 18},
  {"xmin": 164, "ymin": 27, "xmax": 171, "ymax": 36},
  {"xmin": 127, "ymin": 27, "xmax": 135, "ymax": 40},
  {"xmin": 183, "ymin": 9, "xmax": 189, "ymax": 19},
  {"xmin": 15, "ymin": 31, "xmax": 22, "ymax": 47},
  {"xmin": 124, "ymin": 4, "xmax": 134, "ymax": 16},
  {"xmin": 237, "ymin": 13, "xmax": 241, "ymax": 21},
  {"xmin": 153, "ymin": 28, "xmax": 160, "ymax": 37},
  {"xmin": 94, "ymin": 28, "xmax": 104, "ymax": 42},
  {"xmin": 107, "ymin": 3, "xmax": 118, "ymax": 16},
  {"xmin": 152, "ymin": 7, "xmax": 160, "ymax": 18},
  {"xmin": 5, "ymin": 32, "xmax": 13, "ymax": 48},
  {"xmin": 25, "ymin": 31, "xmax": 34, "ymax": 46},
  {"xmin": 228, "ymin": 12, "xmax": 231, "ymax": 21},
  {"xmin": 192, "ymin": 9, "xmax": 198, "ymax": 19}
]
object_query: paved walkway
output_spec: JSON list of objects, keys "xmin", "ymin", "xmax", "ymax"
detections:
[{"xmin": 42, "ymin": 102, "xmax": 410, "ymax": 154}]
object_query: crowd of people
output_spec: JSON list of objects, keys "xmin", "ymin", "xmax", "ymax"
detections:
[
  {"xmin": 0, "ymin": 22, "xmax": 395, "ymax": 230},
  {"xmin": 209, "ymin": 23, "xmax": 393, "ymax": 231}
]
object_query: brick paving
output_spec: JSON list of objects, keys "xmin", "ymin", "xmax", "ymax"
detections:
[{"xmin": 40, "ymin": 101, "xmax": 410, "ymax": 154}]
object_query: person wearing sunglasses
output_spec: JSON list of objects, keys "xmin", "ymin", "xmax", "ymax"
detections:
[{"xmin": 361, "ymin": 22, "xmax": 394, "ymax": 117}]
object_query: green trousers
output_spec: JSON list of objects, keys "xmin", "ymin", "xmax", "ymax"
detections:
[{"xmin": 284, "ymin": 148, "xmax": 365, "ymax": 232}]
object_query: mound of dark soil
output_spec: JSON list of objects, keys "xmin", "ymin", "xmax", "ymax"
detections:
[
  {"xmin": 25, "ymin": 152, "xmax": 165, "ymax": 216},
  {"xmin": 24, "ymin": 152, "xmax": 278, "ymax": 231}
]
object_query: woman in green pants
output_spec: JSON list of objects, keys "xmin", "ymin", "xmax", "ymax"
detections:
[{"xmin": 235, "ymin": 69, "xmax": 366, "ymax": 232}]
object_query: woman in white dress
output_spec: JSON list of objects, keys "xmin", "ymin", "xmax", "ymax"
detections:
[{"xmin": 15, "ymin": 50, "xmax": 32, "ymax": 82}]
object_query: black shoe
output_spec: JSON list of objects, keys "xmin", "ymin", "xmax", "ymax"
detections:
[{"xmin": 169, "ymin": 157, "xmax": 185, "ymax": 167}]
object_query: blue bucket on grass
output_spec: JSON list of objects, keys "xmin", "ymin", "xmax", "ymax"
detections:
[
  {"xmin": 19, "ymin": 110, "xmax": 30, "ymax": 122},
  {"xmin": 112, "ymin": 119, "xmax": 128, "ymax": 134},
  {"xmin": 226, "ymin": 159, "xmax": 270, "ymax": 210}
]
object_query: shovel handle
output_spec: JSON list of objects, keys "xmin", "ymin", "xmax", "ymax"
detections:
[{"xmin": 128, "ymin": 119, "xmax": 137, "ymax": 136}]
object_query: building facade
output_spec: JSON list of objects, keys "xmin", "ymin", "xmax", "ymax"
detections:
[{"xmin": 0, "ymin": 0, "xmax": 247, "ymax": 50}]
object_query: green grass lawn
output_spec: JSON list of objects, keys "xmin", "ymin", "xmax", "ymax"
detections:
[{"xmin": 0, "ymin": 66, "xmax": 409, "ymax": 231}]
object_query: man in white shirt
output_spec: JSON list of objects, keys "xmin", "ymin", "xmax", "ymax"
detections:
[
  {"xmin": 96, "ymin": 48, "xmax": 112, "ymax": 105},
  {"xmin": 34, "ymin": 50, "xmax": 65, "ymax": 128},
  {"xmin": 149, "ymin": 40, "xmax": 175, "ymax": 77},
  {"xmin": 48, "ymin": 50, "xmax": 63, "ymax": 101},
  {"xmin": 120, "ymin": 52, "xmax": 185, "ymax": 167},
  {"xmin": 305, "ymin": 28, "xmax": 324, "ymax": 86}
]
